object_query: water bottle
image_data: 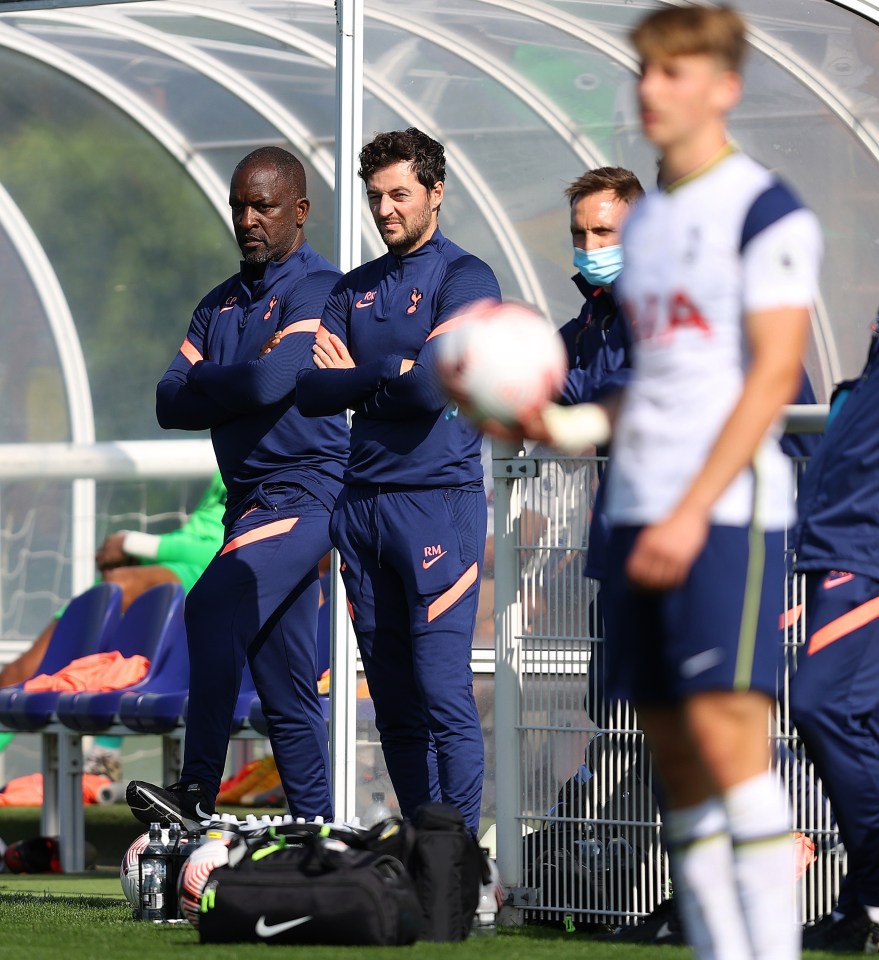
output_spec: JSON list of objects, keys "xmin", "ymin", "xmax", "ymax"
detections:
[
  {"xmin": 361, "ymin": 791, "xmax": 392, "ymax": 828},
  {"xmin": 470, "ymin": 854, "xmax": 499, "ymax": 938},
  {"xmin": 167, "ymin": 822, "xmax": 182, "ymax": 852},
  {"xmin": 165, "ymin": 822, "xmax": 184, "ymax": 920},
  {"xmin": 141, "ymin": 822, "xmax": 167, "ymax": 922}
]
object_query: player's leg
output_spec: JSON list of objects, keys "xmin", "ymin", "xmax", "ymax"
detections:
[
  {"xmin": 675, "ymin": 527, "xmax": 796, "ymax": 960},
  {"xmin": 602, "ymin": 525, "xmax": 753, "ymax": 960},
  {"xmin": 0, "ymin": 622, "xmax": 55, "ymax": 687},
  {"xmin": 683, "ymin": 690, "xmax": 794, "ymax": 960},
  {"xmin": 385, "ymin": 487, "xmax": 486, "ymax": 834},
  {"xmin": 331, "ymin": 487, "xmax": 439, "ymax": 818},
  {"xmin": 101, "ymin": 563, "xmax": 182, "ymax": 611},
  {"xmin": 244, "ymin": 492, "xmax": 334, "ymax": 820},
  {"xmin": 177, "ymin": 553, "xmax": 249, "ymax": 798},
  {"xmin": 791, "ymin": 571, "xmax": 879, "ymax": 942},
  {"xmin": 637, "ymin": 704, "xmax": 752, "ymax": 960},
  {"xmin": 179, "ymin": 482, "xmax": 317, "ymax": 797},
  {"xmin": 0, "ymin": 561, "xmax": 182, "ymax": 689}
]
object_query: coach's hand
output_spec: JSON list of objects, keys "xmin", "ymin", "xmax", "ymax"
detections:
[
  {"xmin": 313, "ymin": 332, "xmax": 355, "ymax": 369},
  {"xmin": 259, "ymin": 331, "xmax": 282, "ymax": 357}
]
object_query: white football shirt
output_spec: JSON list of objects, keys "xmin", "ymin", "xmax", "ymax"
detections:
[{"xmin": 608, "ymin": 150, "xmax": 823, "ymax": 529}]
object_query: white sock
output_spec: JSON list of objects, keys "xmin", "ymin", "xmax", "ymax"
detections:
[
  {"xmin": 665, "ymin": 798, "xmax": 752, "ymax": 960},
  {"xmin": 725, "ymin": 772, "xmax": 798, "ymax": 960}
]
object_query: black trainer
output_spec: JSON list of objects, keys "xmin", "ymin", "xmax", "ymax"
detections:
[
  {"xmin": 126, "ymin": 779, "xmax": 215, "ymax": 829},
  {"xmin": 607, "ymin": 898, "xmax": 684, "ymax": 946},
  {"xmin": 803, "ymin": 908, "xmax": 879, "ymax": 953}
]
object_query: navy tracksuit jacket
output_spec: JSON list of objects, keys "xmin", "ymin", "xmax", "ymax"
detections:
[
  {"xmin": 157, "ymin": 242, "xmax": 347, "ymax": 819},
  {"xmin": 297, "ymin": 228, "xmax": 500, "ymax": 833},
  {"xmin": 791, "ymin": 319, "xmax": 879, "ymax": 908},
  {"xmin": 557, "ymin": 274, "xmax": 631, "ymax": 583}
]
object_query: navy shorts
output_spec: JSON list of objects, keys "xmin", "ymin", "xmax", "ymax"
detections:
[{"xmin": 602, "ymin": 524, "xmax": 786, "ymax": 706}]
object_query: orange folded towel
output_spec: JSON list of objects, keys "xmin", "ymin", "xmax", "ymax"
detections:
[{"xmin": 23, "ymin": 651, "xmax": 150, "ymax": 692}]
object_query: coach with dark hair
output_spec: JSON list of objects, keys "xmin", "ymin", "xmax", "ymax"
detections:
[{"xmin": 297, "ymin": 128, "xmax": 501, "ymax": 834}]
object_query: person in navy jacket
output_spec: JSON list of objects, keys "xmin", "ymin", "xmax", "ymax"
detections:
[
  {"xmin": 791, "ymin": 311, "xmax": 879, "ymax": 949},
  {"xmin": 127, "ymin": 146, "xmax": 347, "ymax": 828},
  {"xmin": 297, "ymin": 128, "xmax": 500, "ymax": 834},
  {"xmin": 558, "ymin": 166, "xmax": 643, "ymax": 588}
]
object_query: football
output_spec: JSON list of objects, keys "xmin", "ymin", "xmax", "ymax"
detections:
[
  {"xmin": 120, "ymin": 832, "xmax": 150, "ymax": 908},
  {"xmin": 436, "ymin": 299, "xmax": 567, "ymax": 428},
  {"xmin": 177, "ymin": 837, "xmax": 233, "ymax": 929}
]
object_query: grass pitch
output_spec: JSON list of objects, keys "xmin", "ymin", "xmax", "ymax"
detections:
[
  {"xmin": 0, "ymin": 870, "xmax": 854, "ymax": 960},
  {"xmin": 0, "ymin": 807, "xmax": 851, "ymax": 958},
  {"xmin": 0, "ymin": 871, "xmax": 679, "ymax": 960}
]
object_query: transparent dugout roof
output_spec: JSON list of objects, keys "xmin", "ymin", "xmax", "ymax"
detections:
[{"xmin": 1, "ymin": 0, "xmax": 878, "ymax": 444}]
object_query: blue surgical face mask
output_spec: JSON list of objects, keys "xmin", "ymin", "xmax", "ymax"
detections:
[{"xmin": 573, "ymin": 244, "xmax": 624, "ymax": 287}]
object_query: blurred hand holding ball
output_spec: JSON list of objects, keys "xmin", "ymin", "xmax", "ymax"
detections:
[
  {"xmin": 437, "ymin": 300, "xmax": 567, "ymax": 428},
  {"xmin": 541, "ymin": 401, "xmax": 611, "ymax": 454}
]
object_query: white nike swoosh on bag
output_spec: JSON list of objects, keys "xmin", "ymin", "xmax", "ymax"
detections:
[{"xmin": 255, "ymin": 915, "xmax": 313, "ymax": 938}]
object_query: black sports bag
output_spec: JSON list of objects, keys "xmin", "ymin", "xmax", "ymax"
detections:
[
  {"xmin": 198, "ymin": 832, "xmax": 421, "ymax": 946},
  {"xmin": 353, "ymin": 804, "xmax": 489, "ymax": 942},
  {"xmin": 407, "ymin": 804, "xmax": 489, "ymax": 941}
]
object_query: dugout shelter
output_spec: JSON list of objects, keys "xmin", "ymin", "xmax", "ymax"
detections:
[{"xmin": 0, "ymin": 0, "xmax": 872, "ymax": 905}]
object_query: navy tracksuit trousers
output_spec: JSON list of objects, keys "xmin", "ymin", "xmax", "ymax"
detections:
[
  {"xmin": 182, "ymin": 480, "xmax": 333, "ymax": 819},
  {"xmin": 331, "ymin": 484, "xmax": 486, "ymax": 834},
  {"xmin": 790, "ymin": 570, "xmax": 879, "ymax": 908}
]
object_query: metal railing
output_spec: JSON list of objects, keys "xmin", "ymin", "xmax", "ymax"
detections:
[{"xmin": 492, "ymin": 405, "xmax": 841, "ymax": 928}]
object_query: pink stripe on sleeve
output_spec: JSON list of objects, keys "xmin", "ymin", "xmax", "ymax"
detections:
[{"xmin": 180, "ymin": 338, "xmax": 203, "ymax": 365}]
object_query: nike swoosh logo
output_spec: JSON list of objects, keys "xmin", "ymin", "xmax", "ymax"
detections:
[
  {"xmin": 680, "ymin": 648, "xmax": 724, "ymax": 679},
  {"xmin": 422, "ymin": 551, "xmax": 448, "ymax": 569},
  {"xmin": 354, "ymin": 300, "xmax": 374, "ymax": 309},
  {"xmin": 256, "ymin": 916, "xmax": 313, "ymax": 938},
  {"xmin": 219, "ymin": 305, "xmax": 235, "ymax": 313},
  {"xmin": 824, "ymin": 572, "xmax": 855, "ymax": 590},
  {"xmin": 195, "ymin": 802, "xmax": 213, "ymax": 820}
]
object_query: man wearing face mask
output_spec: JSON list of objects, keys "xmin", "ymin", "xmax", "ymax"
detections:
[
  {"xmin": 558, "ymin": 167, "xmax": 644, "ymax": 601},
  {"xmin": 559, "ymin": 166, "xmax": 644, "ymax": 420}
]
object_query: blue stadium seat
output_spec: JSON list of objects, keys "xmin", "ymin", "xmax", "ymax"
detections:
[
  {"xmin": 0, "ymin": 583, "xmax": 123, "ymax": 732},
  {"xmin": 116, "ymin": 612, "xmax": 189, "ymax": 734},
  {"xmin": 54, "ymin": 583, "xmax": 185, "ymax": 733}
]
